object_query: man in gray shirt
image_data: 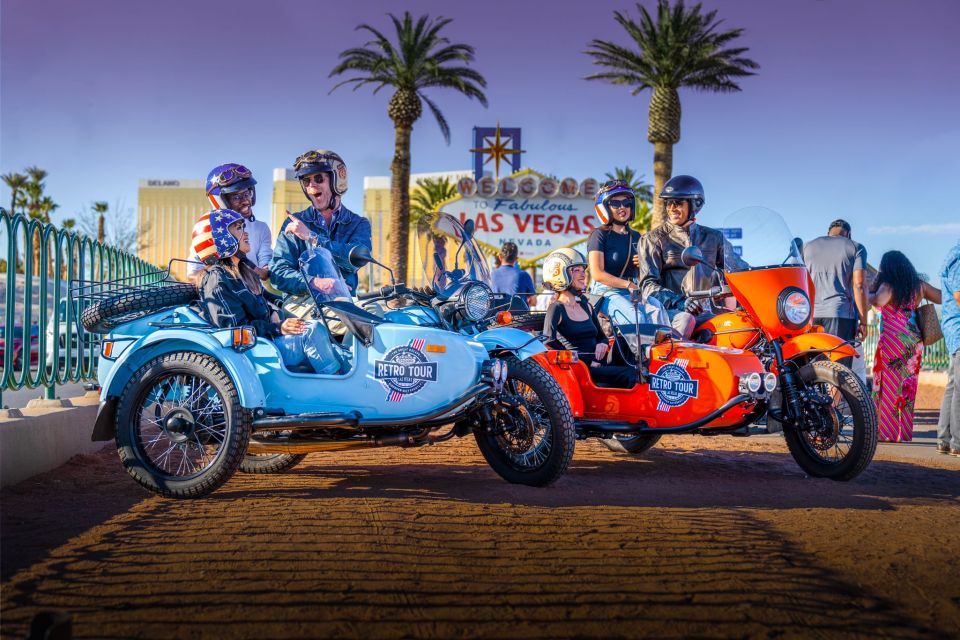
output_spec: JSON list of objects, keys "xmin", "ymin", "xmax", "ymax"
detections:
[{"xmin": 802, "ymin": 219, "xmax": 868, "ymax": 367}]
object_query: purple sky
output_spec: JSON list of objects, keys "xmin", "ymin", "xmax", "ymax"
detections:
[{"xmin": 2, "ymin": 0, "xmax": 958, "ymax": 282}]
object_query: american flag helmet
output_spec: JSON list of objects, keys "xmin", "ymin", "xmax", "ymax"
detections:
[
  {"xmin": 192, "ymin": 209, "xmax": 244, "ymax": 264},
  {"xmin": 205, "ymin": 163, "xmax": 257, "ymax": 209}
]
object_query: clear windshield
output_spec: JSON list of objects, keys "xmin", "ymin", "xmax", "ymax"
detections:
[
  {"xmin": 719, "ymin": 206, "xmax": 804, "ymax": 272},
  {"xmin": 415, "ymin": 212, "xmax": 493, "ymax": 291}
]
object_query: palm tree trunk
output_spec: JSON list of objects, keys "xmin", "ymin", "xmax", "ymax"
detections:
[
  {"xmin": 390, "ymin": 122, "xmax": 413, "ymax": 283},
  {"xmin": 98, "ymin": 215, "xmax": 105, "ymax": 243},
  {"xmin": 651, "ymin": 142, "xmax": 673, "ymax": 229}
]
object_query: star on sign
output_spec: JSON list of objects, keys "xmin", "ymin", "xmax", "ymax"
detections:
[{"xmin": 470, "ymin": 122, "xmax": 525, "ymax": 181}]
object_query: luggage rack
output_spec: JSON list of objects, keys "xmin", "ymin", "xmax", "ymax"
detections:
[{"xmin": 70, "ymin": 259, "xmax": 193, "ymax": 303}]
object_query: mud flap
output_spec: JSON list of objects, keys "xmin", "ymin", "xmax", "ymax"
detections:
[{"xmin": 91, "ymin": 397, "xmax": 118, "ymax": 441}]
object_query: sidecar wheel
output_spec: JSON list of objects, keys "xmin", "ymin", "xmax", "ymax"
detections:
[
  {"xmin": 239, "ymin": 453, "xmax": 307, "ymax": 474},
  {"xmin": 115, "ymin": 351, "xmax": 250, "ymax": 498},
  {"xmin": 474, "ymin": 356, "xmax": 575, "ymax": 487},
  {"xmin": 783, "ymin": 360, "xmax": 877, "ymax": 481},
  {"xmin": 602, "ymin": 433, "xmax": 662, "ymax": 455}
]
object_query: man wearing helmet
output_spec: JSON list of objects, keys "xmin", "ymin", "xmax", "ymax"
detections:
[
  {"xmin": 586, "ymin": 180, "xmax": 667, "ymax": 329},
  {"xmin": 637, "ymin": 175, "xmax": 725, "ymax": 339},
  {"xmin": 270, "ymin": 149, "xmax": 372, "ymax": 297},
  {"xmin": 542, "ymin": 248, "xmax": 636, "ymax": 388},
  {"xmin": 187, "ymin": 164, "xmax": 273, "ymax": 285}
]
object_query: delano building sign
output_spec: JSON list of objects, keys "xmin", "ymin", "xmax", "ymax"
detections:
[{"xmin": 439, "ymin": 169, "xmax": 600, "ymax": 267}]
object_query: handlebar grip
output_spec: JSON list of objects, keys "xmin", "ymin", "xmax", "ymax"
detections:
[
  {"xmin": 689, "ymin": 285, "xmax": 729, "ymax": 298},
  {"xmin": 357, "ymin": 285, "xmax": 394, "ymax": 300}
]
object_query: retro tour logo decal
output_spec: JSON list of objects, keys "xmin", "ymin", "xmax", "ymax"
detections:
[
  {"xmin": 650, "ymin": 359, "xmax": 699, "ymax": 411},
  {"xmin": 375, "ymin": 339, "xmax": 439, "ymax": 402}
]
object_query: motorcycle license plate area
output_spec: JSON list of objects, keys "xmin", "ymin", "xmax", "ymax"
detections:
[{"xmin": 576, "ymin": 342, "xmax": 763, "ymax": 428}]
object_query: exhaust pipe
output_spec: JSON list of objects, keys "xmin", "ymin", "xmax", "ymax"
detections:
[{"xmin": 247, "ymin": 431, "xmax": 422, "ymax": 455}]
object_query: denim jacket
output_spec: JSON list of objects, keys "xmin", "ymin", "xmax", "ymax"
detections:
[
  {"xmin": 199, "ymin": 262, "xmax": 280, "ymax": 339},
  {"xmin": 269, "ymin": 204, "xmax": 372, "ymax": 295}
]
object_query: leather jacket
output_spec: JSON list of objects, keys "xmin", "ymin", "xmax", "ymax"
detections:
[{"xmin": 636, "ymin": 221, "xmax": 725, "ymax": 309}]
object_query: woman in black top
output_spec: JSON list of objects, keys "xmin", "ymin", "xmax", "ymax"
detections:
[
  {"xmin": 541, "ymin": 248, "xmax": 636, "ymax": 389},
  {"xmin": 587, "ymin": 180, "xmax": 667, "ymax": 329},
  {"xmin": 193, "ymin": 209, "xmax": 340, "ymax": 374}
]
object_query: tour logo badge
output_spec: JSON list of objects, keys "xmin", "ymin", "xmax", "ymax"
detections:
[
  {"xmin": 650, "ymin": 359, "xmax": 699, "ymax": 411},
  {"xmin": 375, "ymin": 339, "xmax": 439, "ymax": 402}
]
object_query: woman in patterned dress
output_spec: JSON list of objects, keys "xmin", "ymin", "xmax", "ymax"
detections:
[{"xmin": 868, "ymin": 251, "xmax": 941, "ymax": 442}]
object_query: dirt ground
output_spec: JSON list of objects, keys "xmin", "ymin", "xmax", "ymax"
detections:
[{"xmin": 2, "ymin": 384, "xmax": 959, "ymax": 639}]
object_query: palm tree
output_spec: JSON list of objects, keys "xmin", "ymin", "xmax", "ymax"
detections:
[
  {"xmin": 2, "ymin": 172, "xmax": 28, "ymax": 215},
  {"xmin": 586, "ymin": 0, "xmax": 758, "ymax": 227},
  {"xmin": 604, "ymin": 166, "xmax": 654, "ymax": 202},
  {"xmin": 330, "ymin": 12, "xmax": 487, "ymax": 282},
  {"xmin": 410, "ymin": 176, "xmax": 457, "ymax": 232},
  {"xmin": 93, "ymin": 201, "xmax": 109, "ymax": 243}
]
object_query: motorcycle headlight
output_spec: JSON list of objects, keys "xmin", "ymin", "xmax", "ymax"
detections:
[
  {"xmin": 763, "ymin": 372, "xmax": 777, "ymax": 393},
  {"xmin": 460, "ymin": 283, "xmax": 491, "ymax": 322},
  {"xmin": 776, "ymin": 287, "xmax": 811, "ymax": 330}
]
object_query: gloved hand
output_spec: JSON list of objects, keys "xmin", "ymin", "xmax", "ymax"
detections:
[{"xmin": 681, "ymin": 297, "xmax": 703, "ymax": 315}]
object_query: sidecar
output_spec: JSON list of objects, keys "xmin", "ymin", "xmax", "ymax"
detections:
[
  {"xmin": 78, "ymin": 268, "xmax": 574, "ymax": 499},
  {"xmin": 532, "ymin": 329, "xmax": 773, "ymax": 453}
]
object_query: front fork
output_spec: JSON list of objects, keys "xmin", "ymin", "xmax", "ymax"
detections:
[{"xmin": 772, "ymin": 340, "xmax": 804, "ymax": 427}]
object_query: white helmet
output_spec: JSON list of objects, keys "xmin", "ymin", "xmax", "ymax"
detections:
[{"xmin": 542, "ymin": 248, "xmax": 587, "ymax": 292}]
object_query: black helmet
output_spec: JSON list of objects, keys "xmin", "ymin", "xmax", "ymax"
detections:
[{"xmin": 660, "ymin": 175, "xmax": 705, "ymax": 216}]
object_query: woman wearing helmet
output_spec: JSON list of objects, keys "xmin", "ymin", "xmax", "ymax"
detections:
[
  {"xmin": 187, "ymin": 163, "xmax": 273, "ymax": 284},
  {"xmin": 270, "ymin": 149, "xmax": 372, "ymax": 297},
  {"xmin": 194, "ymin": 209, "xmax": 342, "ymax": 374},
  {"xmin": 542, "ymin": 248, "xmax": 636, "ymax": 389},
  {"xmin": 636, "ymin": 174, "xmax": 725, "ymax": 339},
  {"xmin": 586, "ymin": 180, "xmax": 668, "ymax": 329}
]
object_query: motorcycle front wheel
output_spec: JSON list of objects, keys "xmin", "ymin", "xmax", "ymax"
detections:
[
  {"xmin": 474, "ymin": 356, "xmax": 575, "ymax": 486},
  {"xmin": 783, "ymin": 360, "xmax": 877, "ymax": 481}
]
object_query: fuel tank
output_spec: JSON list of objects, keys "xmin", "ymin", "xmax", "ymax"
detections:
[{"xmin": 695, "ymin": 311, "xmax": 762, "ymax": 351}]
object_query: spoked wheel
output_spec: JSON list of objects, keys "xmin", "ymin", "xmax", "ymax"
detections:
[
  {"xmin": 474, "ymin": 356, "xmax": 575, "ymax": 486},
  {"xmin": 115, "ymin": 352, "xmax": 249, "ymax": 498},
  {"xmin": 240, "ymin": 437, "xmax": 307, "ymax": 474},
  {"xmin": 602, "ymin": 433, "xmax": 662, "ymax": 455},
  {"xmin": 783, "ymin": 360, "xmax": 877, "ymax": 481}
]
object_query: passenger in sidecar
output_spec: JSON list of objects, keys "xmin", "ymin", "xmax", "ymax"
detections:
[{"xmin": 193, "ymin": 209, "xmax": 342, "ymax": 374}]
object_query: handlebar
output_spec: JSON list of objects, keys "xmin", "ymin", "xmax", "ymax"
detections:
[
  {"xmin": 357, "ymin": 283, "xmax": 435, "ymax": 301},
  {"xmin": 687, "ymin": 285, "xmax": 731, "ymax": 299}
]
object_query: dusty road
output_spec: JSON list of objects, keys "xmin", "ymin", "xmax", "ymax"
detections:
[{"xmin": 2, "ymin": 389, "xmax": 959, "ymax": 639}]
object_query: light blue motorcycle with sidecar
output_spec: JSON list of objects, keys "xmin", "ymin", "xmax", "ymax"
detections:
[{"xmin": 77, "ymin": 248, "xmax": 574, "ymax": 499}]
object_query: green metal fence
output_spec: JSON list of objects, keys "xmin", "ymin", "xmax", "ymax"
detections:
[
  {"xmin": 1, "ymin": 210, "xmax": 161, "ymax": 407},
  {"xmin": 861, "ymin": 321, "xmax": 950, "ymax": 371}
]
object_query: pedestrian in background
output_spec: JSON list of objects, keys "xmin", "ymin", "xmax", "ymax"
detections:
[
  {"xmin": 492, "ymin": 241, "xmax": 537, "ymax": 308},
  {"xmin": 802, "ymin": 219, "xmax": 868, "ymax": 368},
  {"xmin": 868, "ymin": 250, "xmax": 941, "ymax": 443},
  {"xmin": 937, "ymin": 241, "xmax": 960, "ymax": 455}
]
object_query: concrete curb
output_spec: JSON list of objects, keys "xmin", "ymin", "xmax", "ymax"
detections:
[{"xmin": 0, "ymin": 391, "xmax": 107, "ymax": 488}]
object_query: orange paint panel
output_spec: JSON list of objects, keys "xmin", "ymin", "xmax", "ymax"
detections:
[{"xmin": 725, "ymin": 266, "xmax": 812, "ymax": 340}]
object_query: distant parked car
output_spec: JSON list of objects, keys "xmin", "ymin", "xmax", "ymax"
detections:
[
  {"xmin": 45, "ymin": 298, "xmax": 96, "ymax": 371},
  {"xmin": 1, "ymin": 325, "xmax": 39, "ymax": 371}
]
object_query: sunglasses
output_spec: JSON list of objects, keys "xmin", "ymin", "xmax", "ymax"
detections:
[
  {"xmin": 299, "ymin": 174, "xmax": 327, "ymax": 186},
  {"xmin": 225, "ymin": 188, "xmax": 253, "ymax": 203},
  {"xmin": 211, "ymin": 165, "xmax": 251, "ymax": 187},
  {"xmin": 607, "ymin": 198, "xmax": 635, "ymax": 209},
  {"xmin": 663, "ymin": 198, "xmax": 687, "ymax": 208}
]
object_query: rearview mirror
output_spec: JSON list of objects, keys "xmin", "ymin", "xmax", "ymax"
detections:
[
  {"xmin": 348, "ymin": 245, "xmax": 374, "ymax": 269},
  {"xmin": 680, "ymin": 246, "xmax": 705, "ymax": 267},
  {"xmin": 462, "ymin": 218, "xmax": 475, "ymax": 240}
]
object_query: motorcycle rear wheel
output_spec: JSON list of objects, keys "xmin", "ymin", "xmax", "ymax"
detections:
[
  {"xmin": 474, "ymin": 356, "xmax": 575, "ymax": 486},
  {"xmin": 239, "ymin": 453, "xmax": 307, "ymax": 474},
  {"xmin": 602, "ymin": 433, "xmax": 662, "ymax": 455},
  {"xmin": 783, "ymin": 360, "xmax": 877, "ymax": 481}
]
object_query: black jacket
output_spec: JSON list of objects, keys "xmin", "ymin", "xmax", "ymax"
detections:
[
  {"xmin": 637, "ymin": 221, "xmax": 725, "ymax": 309},
  {"xmin": 199, "ymin": 262, "xmax": 281, "ymax": 339}
]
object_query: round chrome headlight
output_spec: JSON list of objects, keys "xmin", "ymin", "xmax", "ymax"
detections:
[
  {"xmin": 460, "ymin": 283, "xmax": 491, "ymax": 321},
  {"xmin": 763, "ymin": 372, "xmax": 777, "ymax": 393},
  {"xmin": 777, "ymin": 287, "xmax": 811, "ymax": 330},
  {"xmin": 745, "ymin": 372, "xmax": 762, "ymax": 393}
]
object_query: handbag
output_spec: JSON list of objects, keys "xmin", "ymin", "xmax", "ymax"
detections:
[{"xmin": 915, "ymin": 303, "xmax": 943, "ymax": 346}]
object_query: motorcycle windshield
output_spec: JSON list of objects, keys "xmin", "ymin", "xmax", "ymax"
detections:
[
  {"xmin": 719, "ymin": 206, "xmax": 804, "ymax": 272},
  {"xmin": 415, "ymin": 212, "xmax": 493, "ymax": 291}
]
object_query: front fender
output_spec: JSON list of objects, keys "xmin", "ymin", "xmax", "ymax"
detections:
[
  {"xmin": 781, "ymin": 332, "xmax": 857, "ymax": 363},
  {"xmin": 530, "ymin": 352, "xmax": 584, "ymax": 417},
  {"xmin": 101, "ymin": 330, "xmax": 266, "ymax": 409},
  {"xmin": 474, "ymin": 326, "xmax": 546, "ymax": 361}
]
